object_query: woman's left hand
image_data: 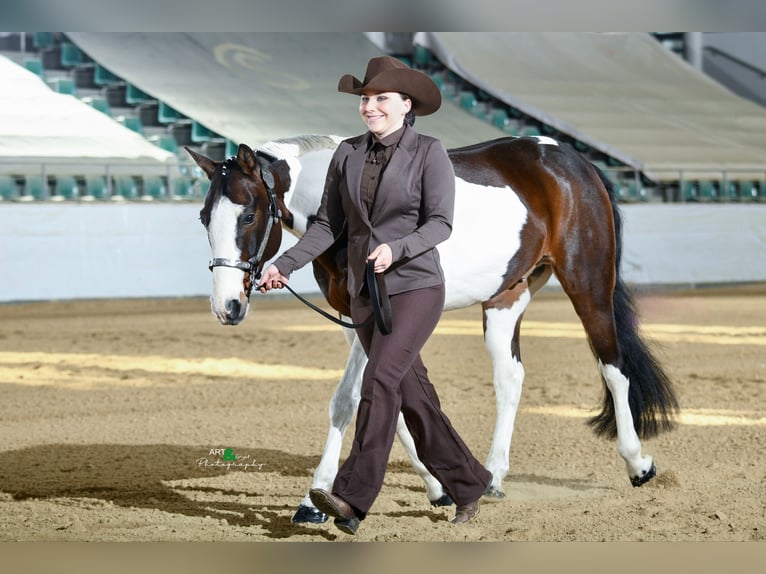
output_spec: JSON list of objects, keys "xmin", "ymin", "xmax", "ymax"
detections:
[{"xmin": 367, "ymin": 243, "xmax": 393, "ymax": 273}]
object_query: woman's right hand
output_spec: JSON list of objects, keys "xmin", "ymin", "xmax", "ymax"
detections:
[{"xmin": 258, "ymin": 264, "xmax": 289, "ymax": 293}]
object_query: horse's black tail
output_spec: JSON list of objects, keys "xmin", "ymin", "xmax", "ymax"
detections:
[{"xmin": 589, "ymin": 168, "xmax": 679, "ymax": 439}]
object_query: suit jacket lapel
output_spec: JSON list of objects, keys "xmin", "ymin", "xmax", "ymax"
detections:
[
  {"xmin": 344, "ymin": 134, "xmax": 372, "ymax": 226},
  {"xmin": 371, "ymin": 125, "xmax": 417, "ymax": 221}
]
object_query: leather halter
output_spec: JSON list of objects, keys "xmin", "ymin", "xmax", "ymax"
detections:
[{"xmin": 207, "ymin": 157, "xmax": 281, "ymax": 298}]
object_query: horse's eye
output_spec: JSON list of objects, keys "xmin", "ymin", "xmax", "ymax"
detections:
[{"xmin": 243, "ymin": 214, "xmax": 255, "ymax": 225}]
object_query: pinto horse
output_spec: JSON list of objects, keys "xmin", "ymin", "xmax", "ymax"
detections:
[{"xmin": 188, "ymin": 134, "xmax": 678, "ymax": 524}]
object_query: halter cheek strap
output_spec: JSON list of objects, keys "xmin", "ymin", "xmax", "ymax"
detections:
[{"xmin": 207, "ymin": 161, "xmax": 281, "ymax": 298}]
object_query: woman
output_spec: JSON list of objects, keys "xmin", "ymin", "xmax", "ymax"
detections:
[{"xmin": 258, "ymin": 56, "xmax": 491, "ymax": 535}]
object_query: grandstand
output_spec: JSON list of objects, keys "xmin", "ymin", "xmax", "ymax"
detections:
[
  {"xmin": 1, "ymin": 31, "xmax": 765, "ymax": 204},
  {"xmin": 1, "ymin": 32, "xmax": 764, "ymax": 301}
]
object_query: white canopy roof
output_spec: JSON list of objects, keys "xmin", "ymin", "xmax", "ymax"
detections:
[{"xmin": 0, "ymin": 55, "xmax": 177, "ymax": 177}]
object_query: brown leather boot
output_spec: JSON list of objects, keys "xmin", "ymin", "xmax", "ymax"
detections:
[
  {"xmin": 451, "ymin": 499, "xmax": 480, "ymax": 524},
  {"xmin": 309, "ymin": 488, "xmax": 360, "ymax": 535}
]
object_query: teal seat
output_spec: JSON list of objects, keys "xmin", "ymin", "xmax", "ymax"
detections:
[
  {"xmin": 225, "ymin": 139, "xmax": 238, "ymax": 158},
  {"xmin": 24, "ymin": 176, "xmax": 47, "ymax": 200},
  {"xmin": 118, "ymin": 116, "xmax": 144, "ymax": 135},
  {"xmin": 142, "ymin": 176, "xmax": 167, "ymax": 200},
  {"xmin": 490, "ymin": 108, "xmax": 509, "ymax": 130},
  {"xmin": 458, "ymin": 91, "xmax": 477, "ymax": 113},
  {"xmin": 413, "ymin": 45, "xmax": 433, "ymax": 68},
  {"xmin": 149, "ymin": 135, "xmax": 179, "ymax": 154},
  {"xmin": 125, "ymin": 83, "xmax": 150, "ymax": 104},
  {"xmin": 60, "ymin": 42, "xmax": 83, "ymax": 67},
  {"xmin": 519, "ymin": 125, "xmax": 541, "ymax": 137},
  {"xmin": 24, "ymin": 58, "xmax": 45, "ymax": 80},
  {"xmin": 737, "ymin": 181, "xmax": 757, "ymax": 202},
  {"xmin": 85, "ymin": 175, "xmax": 109, "ymax": 199},
  {"xmin": 699, "ymin": 180, "xmax": 718, "ymax": 202},
  {"xmin": 50, "ymin": 77, "xmax": 76, "ymax": 95},
  {"xmin": 158, "ymin": 102, "xmax": 184, "ymax": 124},
  {"xmin": 172, "ymin": 177, "xmax": 196, "ymax": 199},
  {"xmin": 83, "ymin": 96, "xmax": 111, "ymax": 116},
  {"xmin": 54, "ymin": 176, "xmax": 79, "ymax": 200},
  {"xmin": 114, "ymin": 176, "xmax": 139, "ymax": 200},
  {"xmin": 191, "ymin": 121, "xmax": 217, "ymax": 143},
  {"xmin": 0, "ymin": 175, "xmax": 19, "ymax": 200},
  {"xmin": 681, "ymin": 181, "xmax": 699, "ymax": 202},
  {"xmin": 32, "ymin": 32, "xmax": 53, "ymax": 50},
  {"xmin": 94, "ymin": 63, "xmax": 120, "ymax": 85}
]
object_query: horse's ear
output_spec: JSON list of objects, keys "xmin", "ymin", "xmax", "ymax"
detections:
[
  {"xmin": 236, "ymin": 143, "xmax": 259, "ymax": 176},
  {"xmin": 185, "ymin": 147, "xmax": 217, "ymax": 179},
  {"xmin": 267, "ymin": 159, "xmax": 291, "ymax": 194}
]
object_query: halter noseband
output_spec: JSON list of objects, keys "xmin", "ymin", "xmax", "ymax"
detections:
[{"xmin": 207, "ymin": 157, "xmax": 281, "ymax": 298}]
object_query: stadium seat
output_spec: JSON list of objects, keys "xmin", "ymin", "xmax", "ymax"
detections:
[
  {"xmin": 53, "ymin": 176, "xmax": 79, "ymax": 200},
  {"xmin": 170, "ymin": 122, "xmax": 193, "ymax": 146},
  {"xmin": 490, "ymin": 108, "xmax": 510, "ymax": 130},
  {"xmin": 458, "ymin": 91, "xmax": 477, "ymax": 113},
  {"xmin": 172, "ymin": 177, "xmax": 197, "ymax": 199},
  {"xmin": 94, "ymin": 63, "xmax": 120, "ymax": 86},
  {"xmin": 23, "ymin": 58, "xmax": 45, "ymax": 80},
  {"xmin": 519, "ymin": 125, "xmax": 542, "ymax": 137},
  {"xmin": 72, "ymin": 63, "xmax": 96, "ymax": 88},
  {"xmin": 84, "ymin": 175, "xmax": 109, "ymax": 200},
  {"xmin": 32, "ymin": 32, "xmax": 54, "ymax": 50},
  {"xmin": 158, "ymin": 102, "xmax": 184, "ymax": 124},
  {"xmin": 117, "ymin": 116, "xmax": 144, "ymax": 135},
  {"xmin": 137, "ymin": 101, "xmax": 160, "ymax": 127},
  {"xmin": 149, "ymin": 135, "xmax": 179, "ymax": 154},
  {"xmin": 24, "ymin": 176, "xmax": 47, "ymax": 201},
  {"xmin": 142, "ymin": 176, "xmax": 167, "ymax": 200},
  {"xmin": 125, "ymin": 83, "xmax": 151, "ymax": 105},
  {"xmin": 50, "ymin": 77, "xmax": 77, "ymax": 95},
  {"xmin": 413, "ymin": 45, "xmax": 433, "ymax": 68},
  {"xmin": 105, "ymin": 83, "xmax": 127, "ymax": 108},
  {"xmin": 698, "ymin": 180, "xmax": 718, "ymax": 202},
  {"xmin": 191, "ymin": 121, "xmax": 217, "ymax": 143},
  {"xmin": 82, "ymin": 96, "xmax": 112, "ymax": 116},
  {"xmin": 0, "ymin": 175, "xmax": 19, "ymax": 201},
  {"xmin": 60, "ymin": 42, "xmax": 83, "ymax": 68},
  {"xmin": 737, "ymin": 181, "xmax": 758, "ymax": 202},
  {"xmin": 681, "ymin": 181, "xmax": 699, "ymax": 202},
  {"xmin": 114, "ymin": 176, "xmax": 139, "ymax": 200}
]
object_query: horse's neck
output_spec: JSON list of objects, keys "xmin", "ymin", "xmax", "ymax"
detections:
[{"xmin": 283, "ymin": 146, "xmax": 337, "ymax": 238}]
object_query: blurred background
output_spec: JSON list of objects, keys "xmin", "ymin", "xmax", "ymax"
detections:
[{"xmin": 1, "ymin": 32, "xmax": 765, "ymax": 302}]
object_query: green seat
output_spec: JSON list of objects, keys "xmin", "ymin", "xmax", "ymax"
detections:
[
  {"xmin": 24, "ymin": 176, "xmax": 47, "ymax": 200},
  {"xmin": 32, "ymin": 32, "xmax": 53, "ymax": 50},
  {"xmin": 94, "ymin": 63, "xmax": 120, "ymax": 86},
  {"xmin": 60, "ymin": 42, "xmax": 83, "ymax": 67},
  {"xmin": 172, "ymin": 177, "xmax": 196, "ymax": 199},
  {"xmin": 225, "ymin": 139, "xmax": 238, "ymax": 158},
  {"xmin": 681, "ymin": 181, "xmax": 699, "ymax": 202},
  {"xmin": 50, "ymin": 77, "xmax": 76, "ymax": 95},
  {"xmin": 158, "ymin": 101, "xmax": 184, "ymax": 124},
  {"xmin": 85, "ymin": 175, "xmax": 109, "ymax": 199},
  {"xmin": 83, "ymin": 96, "xmax": 111, "ymax": 116},
  {"xmin": 54, "ymin": 176, "xmax": 79, "ymax": 200},
  {"xmin": 125, "ymin": 83, "xmax": 150, "ymax": 104},
  {"xmin": 149, "ymin": 135, "xmax": 179, "ymax": 154},
  {"xmin": 429, "ymin": 74, "xmax": 445, "ymax": 93},
  {"xmin": 699, "ymin": 180, "xmax": 718, "ymax": 202},
  {"xmin": 458, "ymin": 91, "xmax": 477, "ymax": 112},
  {"xmin": 0, "ymin": 175, "xmax": 19, "ymax": 200},
  {"xmin": 413, "ymin": 45, "xmax": 433, "ymax": 68},
  {"xmin": 118, "ymin": 116, "xmax": 144, "ymax": 135},
  {"xmin": 114, "ymin": 176, "xmax": 139, "ymax": 200},
  {"xmin": 519, "ymin": 125, "xmax": 541, "ymax": 137},
  {"xmin": 191, "ymin": 121, "xmax": 217, "ymax": 143},
  {"xmin": 142, "ymin": 176, "xmax": 167, "ymax": 200},
  {"xmin": 489, "ymin": 108, "xmax": 509, "ymax": 130},
  {"xmin": 24, "ymin": 58, "xmax": 45, "ymax": 80}
]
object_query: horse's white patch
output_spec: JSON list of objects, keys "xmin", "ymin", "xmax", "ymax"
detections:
[
  {"xmin": 440, "ymin": 178, "xmax": 528, "ymax": 310},
  {"xmin": 208, "ymin": 197, "xmax": 246, "ymax": 314},
  {"xmin": 533, "ymin": 135, "xmax": 559, "ymax": 146}
]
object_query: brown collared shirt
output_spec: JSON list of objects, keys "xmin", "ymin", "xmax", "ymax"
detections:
[{"xmin": 360, "ymin": 125, "xmax": 405, "ymax": 215}]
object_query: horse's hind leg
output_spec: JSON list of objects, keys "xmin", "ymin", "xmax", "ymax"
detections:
[
  {"xmin": 481, "ymin": 277, "xmax": 535, "ymax": 498},
  {"xmin": 556, "ymin": 276, "xmax": 656, "ymax": 486}
]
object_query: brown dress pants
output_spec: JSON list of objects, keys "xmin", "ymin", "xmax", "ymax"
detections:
[{"xmin": 332, "ymin": 283, "xmax": 491, "ymax": 518}]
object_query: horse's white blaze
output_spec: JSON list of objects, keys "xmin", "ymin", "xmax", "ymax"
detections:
[
  {"xmin": 440, "ymin": 178, "xmax": 528, "ymax": 310},
  {"xmin": 483, "ymin": 293, "xmax": 531, "ymax": 490},
  {"xmin": 599, "ymin": 361, "xmax": 654, "ymax": 479},
  {"xmin": 208, "ymin": 197, "xmax": 247, "ymax": 322}
]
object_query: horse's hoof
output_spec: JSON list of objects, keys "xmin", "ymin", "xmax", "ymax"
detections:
[
  {"xmin": 630, "ymin": 463, "xmax": 657, "ymax": 487},
  {"xmin": 291, "ymin": 504, "xmax": 329, "ymax": 524},
  {"xmin": 430, "ymin": 494, "xmax": 454, "ymax": 507},
  {"xmin": 484, "ymin": 485, "xmax": 506, "ymax": 499}
]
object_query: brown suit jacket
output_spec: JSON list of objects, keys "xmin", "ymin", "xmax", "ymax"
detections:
[{"xmin": 274, "ymin": 124, "xmax": 455, "ymax": 298}]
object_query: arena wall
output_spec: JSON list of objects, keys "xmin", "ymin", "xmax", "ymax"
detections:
[{"xmin": 1, "ymin": 203, "xmax": 765, "ymax": 303}]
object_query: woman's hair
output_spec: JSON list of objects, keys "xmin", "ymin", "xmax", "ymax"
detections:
[{"xmin": 400, "ymin": 93, "xmax": 416, "ymax": 127}]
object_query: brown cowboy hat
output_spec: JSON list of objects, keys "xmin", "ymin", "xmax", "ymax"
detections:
[{"xmin": 337, "ymin": 56, "xmax": 441, "ymax": 116}]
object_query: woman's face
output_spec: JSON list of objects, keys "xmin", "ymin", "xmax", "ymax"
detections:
[{"xmin": 359, "ymin": 91, "xmax": 411, "ymax": 138}]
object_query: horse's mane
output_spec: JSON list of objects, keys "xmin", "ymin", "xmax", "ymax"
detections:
[{"xmin": 259, "ymin": 134, "xmax": 343, "ymax": 159}]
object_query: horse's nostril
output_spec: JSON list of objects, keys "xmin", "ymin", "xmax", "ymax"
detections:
[{"xmin": 226, "ymin": 299, "xmax": 241, "ymax": 318}]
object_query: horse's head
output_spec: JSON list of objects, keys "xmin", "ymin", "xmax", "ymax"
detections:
[{"xmin": 188, "ymin": 143, "xmax": 292, "ymax": 325}]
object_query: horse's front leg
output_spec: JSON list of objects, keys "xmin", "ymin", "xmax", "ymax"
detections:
[
  {"xmin": 482, "ymin": 287, "xmax": 532, "ymax": 498},
  {"xmin": 291, "ymin": 328, "xmax": 366, "ymax": 524}
]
